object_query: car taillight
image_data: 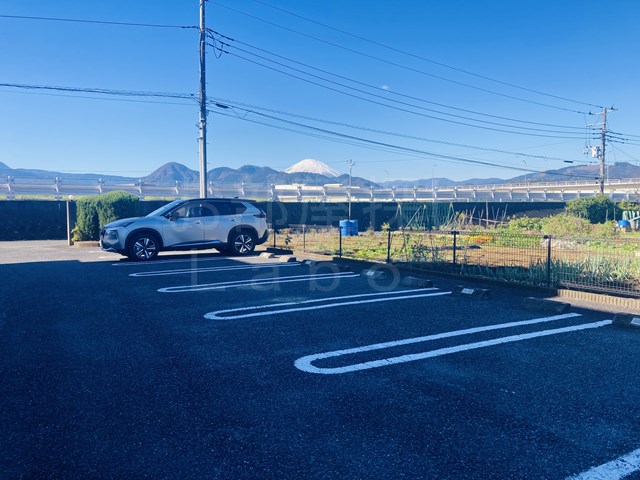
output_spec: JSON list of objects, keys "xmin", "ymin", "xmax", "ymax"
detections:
[{"xmin": 254, "ymin": 212, "xmax": 266, "ymax": 219}]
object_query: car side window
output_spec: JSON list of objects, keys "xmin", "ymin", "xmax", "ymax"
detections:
[
  {"xmin": 229, "ymin": 202, "xmax": 247, "ymax": 215},
  {"xmin": 173, "ymin": 202, "xmax": 205, "ymax": 219},
  {"xmin": 206, "ymin": 201, "xmax": 233, "ymax": 216},
  {"xmin": 200, "ymin": 203, "xmax": 217, "ymax": 217}
]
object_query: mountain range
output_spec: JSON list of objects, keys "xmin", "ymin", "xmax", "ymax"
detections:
[{"xmin": 1, "ymin": 159, "xmax": 639, "ymax": 187}]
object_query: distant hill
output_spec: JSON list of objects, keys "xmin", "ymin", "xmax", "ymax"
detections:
[
  {"xmin": 209, "ymin": 165, "xmax": 281, "ymax": 184},
  {"xmin": 383, "ymin": 162, "xmax": 640, "ymax": 187},
  {"xmin": 508, "ymin": 162, "xmax": 640, "ymax": 183},
  {"xmin": 144, "ymin": 162, "xmax": 199, "ymax": 183},
  {"xmin": 208, "ymin": 164, "xmax": 376, "ymax": 187},
  {"xmin": 2, "ymin": 160, "xmax": 638, "ymax": 188},
  {"xmin": 0, "ymin": 162, "xmax": 134, "ymax": 182}
]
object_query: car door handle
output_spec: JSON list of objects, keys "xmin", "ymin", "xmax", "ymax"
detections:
[{"xmin": 194, "ymin": 220, "xmax": 202, "ymax": 224}]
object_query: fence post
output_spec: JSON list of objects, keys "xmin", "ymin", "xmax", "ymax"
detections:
[
  {"xmin": 339, "ymin": 226, "xmax": 342, "ymax": 258},
  {"xmin": 66, "ymin": 200, "xmax": 74, "ymax": 246},
  {"xmin": 303, "ymin": 225, "xmax": 306, "ymax": 252},
  {"xmin": 544, "ymin": 235, "xmax": 552, "ymax": 287},
  {"xmin": 452, "ymin": 230, "xmax": 458, "ymax": 272},
  {"xmin": 273, "ymin": 228, "xmax": 277, "ymax": 248},
  {"xmin": 386, "ymin": 229, "xmax": 392, "ymax": 263}
]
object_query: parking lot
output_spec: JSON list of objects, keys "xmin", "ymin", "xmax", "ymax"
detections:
[{"xmin": 1, "ymin": 241, "xmax": 640, "ymax": 479}]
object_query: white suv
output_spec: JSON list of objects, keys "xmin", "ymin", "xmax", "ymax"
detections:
[{"xmin": 100, "ymin": 198, "xmax": 269, "ymax": 261}]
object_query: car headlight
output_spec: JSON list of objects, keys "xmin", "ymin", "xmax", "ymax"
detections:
[{"xmin": 105, "ymin": 229, "xmax": 119, "ymax": 240}]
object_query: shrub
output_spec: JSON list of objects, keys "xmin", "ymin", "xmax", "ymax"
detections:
[
  {"xmin": 588, "ymin": 221, "xmax": 617, "ymax": 239},
  {"xmin": 72, "ymin": 191, "xmax": 139, "ymax": 241},
  {"xmin": 95, "ymin": 191, "xmax": 139, "ymax": 227},
  {"xmin": 72, "ymin": 196, "xmax": 100, "ymax": 241},
  {"xmin": 565, "ymin": 196, "xmax": 619, "ymax": 224},
  {"xmin": 618, "ymin": 200, "xmax": 639, "ymax": 212},
  {"xmin": 505, "ymin": 215, "xmax": 543, "ymax": 233},
  {"xmin": 541, "ymin": 213, "xmax": 592, "ymax": 237}
]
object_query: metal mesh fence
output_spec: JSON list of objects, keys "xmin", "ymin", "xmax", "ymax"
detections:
[
  {"xmin": 549, "ymin": 236, "xmax": 640, "ymax": 296},
  {"xmin": 270, "ymin": 225, "xmax": 640, "ymax": 298},
  {"xmin": 270, "ymin": 226, "xmax": 341, "ymax": 257}
]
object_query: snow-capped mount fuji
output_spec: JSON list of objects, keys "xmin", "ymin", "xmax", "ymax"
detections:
[{"xmin": 284, "ymin": 159, "xmax": 341, "ymax": 177}]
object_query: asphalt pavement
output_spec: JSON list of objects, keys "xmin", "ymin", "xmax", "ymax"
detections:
[{"xmin": 1, "ymin": 241, "xmax": 640, "ymax": 479}]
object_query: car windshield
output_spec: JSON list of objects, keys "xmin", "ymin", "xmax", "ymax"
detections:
[{"xmin": 145, "ymin": 200, "xmax": 184, "ymax": 218}]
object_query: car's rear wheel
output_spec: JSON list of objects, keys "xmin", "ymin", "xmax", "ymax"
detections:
[
  {"xmin": 229, "ymin": 230, "xmax": 256, "ymax": 256},
  {"xmin": 128, "ymin": 232, "xmax": 160, "ymax": 261}
]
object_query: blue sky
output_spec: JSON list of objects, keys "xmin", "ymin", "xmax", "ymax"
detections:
[{"xmin": 1, "ymin": 0, "xmax": 639, "ymax": 182}]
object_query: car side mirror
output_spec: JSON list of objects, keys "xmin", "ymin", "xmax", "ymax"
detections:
[{"xmin": 168, "ymin": 211, "xmax": 179, "ymax": 221}]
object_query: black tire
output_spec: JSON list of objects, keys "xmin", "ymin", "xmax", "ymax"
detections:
[
  {"xmin": 228, "ymin": 230, "xmax": 256, "ymax": 256},
  {"xmin": 128, "ymin": 232, "xmax": 160, "ymax": 261}
]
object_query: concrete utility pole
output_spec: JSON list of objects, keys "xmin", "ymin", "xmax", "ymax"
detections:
[
  {"xmin": 198, "ymin": 0, "xmax": 208, "ymax": 198},
  {"xmin": 597, "ymin": 107, "xmax": 616, "ymax": 195},
  {"xmin": 599, "ymin": 108, "xmax": 607, "ymax": 195}
]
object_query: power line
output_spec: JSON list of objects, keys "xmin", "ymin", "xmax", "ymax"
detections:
[
  {"xmin": 609, "ymin": 130, "xmax": 640, "ymax": 139},
  {"xmin": 210, "ymin": 29, "xmax": 588, "ymax": 131},
  {"xmin": 250, "ymin": 0, "xmax": 603, "ymax": 110},
  {"xmin": 217, "ymin": 48, "xmax": 596, "ymax": 139},
  {"xmin": 0, "ymin": 13, "xmax": 196, "ymax": 29},
  {"xmin": 210, "ymin": 103, "xmax": 597, "ymax": 180},
  {"xmin": 208, "ymin": 1, "xmax": 595, "ymax": 115},
  {"xmin": 0, "ymin": 82, "xmax": 197, "ymax": 100},
  {"xmin": 208, "ymin": 96, "xmax": 589, "ymax": 164},
  {"xmin": 219, "ymin": 42, "xmax": 590, "ymax": 134},
  {"xmin": 209, "ymin": 108, "xmax": 532, "ymax": 173},
  {"xmin": 610, "ymin": 144, "xmax": 639, "ymax": 162},
  {"xmin": 0, "ymin": 88, "xmax": 197, "ymax": 107}
]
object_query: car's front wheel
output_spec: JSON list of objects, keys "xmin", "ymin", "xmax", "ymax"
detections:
[
  {"xmin": 229, "ymin": 231, "xmax": 256, "ymax": 256},
  {"xmin": 128, "ymin": 232, "xmax": 160, "ymax": 261}
]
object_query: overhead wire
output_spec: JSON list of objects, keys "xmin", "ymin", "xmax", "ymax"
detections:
[
  {"xmin": 210, "ymin": 108, "xmax": 539, "ymax": 174},
  {"xmin": 0, "ymin": 82, "xmax": 197, "ymax": 101},
  {"xmin": 208, "ymin": 96, "xmax": 590, "ymax": 164},
  {"xmin": 250, "ymin": 0, "xmax": 603, "ymax": 111},
  {"xmin": 0, "ymin": 13, "xmax": 196, "ymax": 29},
  {"xmin": 209, "ymin": 29, "xmax": 588, "ymax": 131},
  {"xmin": 209, "ymin": 109, "xmax": 435, "ymax": 160},
  {"xmin": 210, "ymin": 102, "xmax": 598, "ymax": 180},
  {"xmin": 0, "ymin": 88, "xmax": 197, "ymax": 107},
  {"xmin": 208, "ymin": 1, "xmax": 595, "ymax": 115},
  {"xmin": 214, "ymin": 46, "xmax": 596, "ymax": 140},
  {"xmin": 610, "ymin": 144, "xmax": 639, "ymax": 162}
]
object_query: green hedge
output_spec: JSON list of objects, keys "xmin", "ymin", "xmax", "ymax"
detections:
[{"xmin": 72, "ymin": 191, "xmax": 140, "ymax": 241}]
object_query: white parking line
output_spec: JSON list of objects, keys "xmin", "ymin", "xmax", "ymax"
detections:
[
  {"xmin": 204, "ymin": 288, "xmax": 448, "ymax": 320},
  {"xmin": 130, "ymin": 262, "xmax": 300, "ymax": 277},
  {"xmin": 158, "ymin": 272, "xmax": 359, "ymax": 293},
  {"xmin": 294, "ymin": 314, "xmax": 610, "ymax": 374},
  {"xmin": 111, "ymin": 256, "xmax": 231, "ymax": 267},
  {"xmin": 566, "ymin": 447, "xmax": 640, "ymax": 480}
]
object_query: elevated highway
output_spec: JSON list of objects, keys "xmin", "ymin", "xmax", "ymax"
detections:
[{"xmin": 3, "ymin": 175, "xmax": 640, "ymax": 203}]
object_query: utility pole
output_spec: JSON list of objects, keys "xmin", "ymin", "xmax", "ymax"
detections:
[
  {"xmin": 198, "ymin": 0, "xmax": 208, "ymax": 198},
  {"xmin": 597, "ymin": 107, "xmax": 616, "ymax": 195},
  {"xmin": 598, "ymin": 108, "xmax": 607, "ymax": 195}
]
